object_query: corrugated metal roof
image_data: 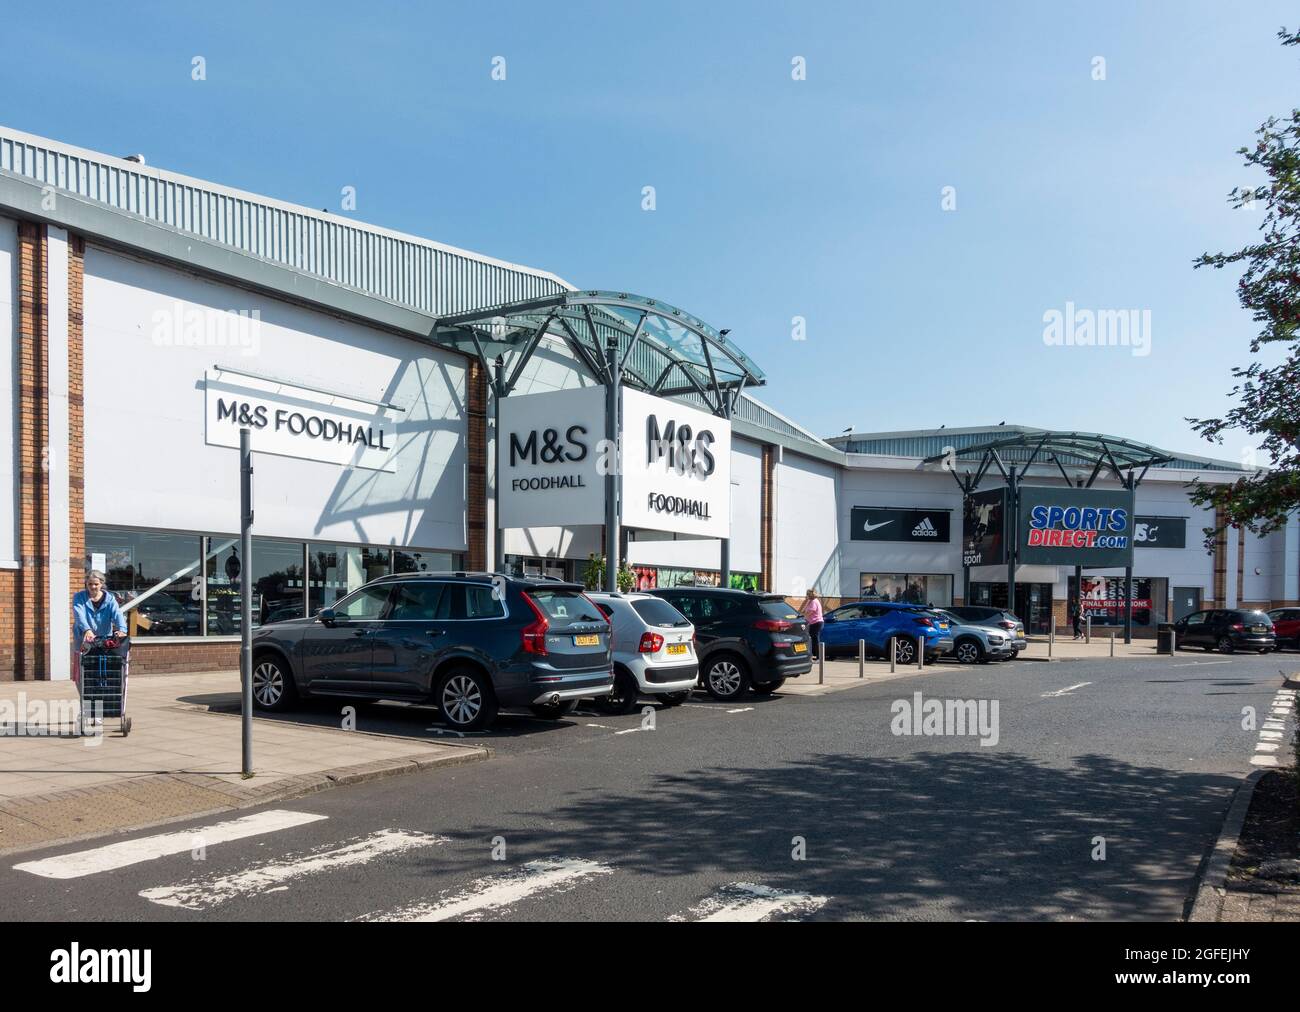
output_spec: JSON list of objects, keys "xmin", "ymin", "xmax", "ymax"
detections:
[
  {"xmin": 826, "ymin": 425, "xmax": 1246, "ymax": 472},
  {"xmin": 0, "ymin": 125, "xmax": 570, "ymax": 315}
]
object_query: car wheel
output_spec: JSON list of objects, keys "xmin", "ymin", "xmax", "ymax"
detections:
[
  {"xmin": 1216, "ymin": 636, "xmax": 1235, "ymax": 655},
  {"xmin": 436, "ymin": 668, "xmax": 498, "ymax": 731},
  {"xmin": 251, "ymin": 654, "xmax": 297, "ymax": 712},
  {"xmin": 893, "ymin": 638, "xmax": 917, "ymax": 666},
  {"xmin": 657, "ymin": 691, "xmax": 690, "ymax": 707},
  {"xmin": 953, "ymin": 638, "xmax": 983, "ymax": 665},
  {"xmin": 595, "ymin": 669, "xmax": 640, "ymax": 715},
  {"xmin": 750, "ymin": 677, "xmax": 786, "ymax": 694},
  {"xmin": 702, "ymin": 654, "xmax": 750, "ymax": 702}
]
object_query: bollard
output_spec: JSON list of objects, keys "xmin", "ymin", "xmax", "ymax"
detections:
[
  {"xmin": 1085, "ymin": 615, "xmax": 1092, "ymax": 644},
  {"xmin": 818, "ymin": 641, "xmax": 825, "ymax": 685},
  {"xmin": 890, "ymin": 636, "xmax": 897, "ymax": 673},
  {"xmin": 1049, "ymin": 614, "xmax": 1055, "ymax": 659},
  {"xmin": 1110, "ymin": 629, "xmax": 1115, "ymax": 657},
  {"xmin": 858, "ymin": 638, "xmax": 865, "ymax": 678},
  {"xmin": 917, "ymin": 634, "xmax": 924, "ymax": 671}
]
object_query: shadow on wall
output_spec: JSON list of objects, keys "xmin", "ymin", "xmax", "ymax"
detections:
[{"xmin": 404, "ymin": 749, "xmax": 1236, "ymax": 920}]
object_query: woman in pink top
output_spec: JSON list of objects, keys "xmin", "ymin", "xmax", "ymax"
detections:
[{"xmin": 801, "ymin": 589, "xmax": 824, "ymax": 657}]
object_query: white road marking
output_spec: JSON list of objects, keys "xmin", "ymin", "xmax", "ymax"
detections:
[
  {"xmin": 614, "ymin": 727, "xmax": 642, "ymax": 735},
  {"xmin": 139, "ymin": 829, "xmax": 445, "ymax": 910},
  {"xmin": 1263, "ymin": 721, "xmax": 1285, "ymax": 731},
  {"xmin": 14, "ymin": 810, "xmax": 327, "ymax": 880},
  {"xmin": 1260, "ymin": 730, "xmax": 1283, "ymax": 741},
  {"xmin": 1251, "ymin": 755, "xmax": 1279, "ymax": 767},
  {"xmin": 726, "ymin": 707, "xmax": 755, "ymax": 714},
  {"xmin": 1255, "ymin": 743, "xmax": 1279, "ymax": 752},
  {"xmin": 362, "ymin": 857, "xmax": 613, "ymax": 922},
  {"xmin": 584, "ymin": 723, "xmax": 611, "ymax": 729},
  {"xmin": 1171, "ymin": 660, "xmax": 1233, "ymax": 667},
  {"xmin": 1040, "ymin": 682, "xmax": 1091, "ymax": 698},
  {"xmin": 670, "ymin": 882, "xmax": 828, "ymax": 922}
]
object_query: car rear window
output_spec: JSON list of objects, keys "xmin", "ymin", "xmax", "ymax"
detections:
[
  {"xmin": 528, "ymin": 589, "xmax": 605, "ymax": 624},
  {"xmin": 1241, "ymin": 611, "xmax": 1271, "ymax": 624},
  {"xmin": 631, "ymin": 598, "xmax": 691, "ymax": 627},
  {"xmin": 759, "ymin": 599, "xmax": 800, "ymax": 621}
]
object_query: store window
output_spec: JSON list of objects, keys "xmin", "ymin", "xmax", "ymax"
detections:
[
  {"xmin": 206, "ymin": 538, "xmax": 306, "ymax": 632},
  {"xmin": 394, "ymin": 549, "xmax": 460, "ymax": 575},
  {"xmin": 1070, "ymin": 576, "xmax": 1166, "ymax": 628},
  {"xmin": 86, "ymin": 527, "xmax": 203, "ymax": 637},
  {"xmin": 859, "ymin": 573, "xmax": 952, "ymax": 607},
  {"xmin": 309, "ymin": 544, "xmax": 391, "ymax": 616}
]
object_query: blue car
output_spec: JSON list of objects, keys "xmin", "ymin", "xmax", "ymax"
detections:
[{"xmin": 820, "ymin": 601, "xmax": 954, "ymax": 664}]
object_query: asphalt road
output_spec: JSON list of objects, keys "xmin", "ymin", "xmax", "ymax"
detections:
[{"xmin": 4, "ymin": 652, "xmax": 1294, "ymax": 921}]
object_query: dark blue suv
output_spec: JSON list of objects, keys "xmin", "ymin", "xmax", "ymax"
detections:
[
  {"xmin": 250, "ymin": 573, "xmax": 613, "ymax": 730},
  {"xmin": 820, "ymin": 601, "xmax": 954, "ymax": 664}
]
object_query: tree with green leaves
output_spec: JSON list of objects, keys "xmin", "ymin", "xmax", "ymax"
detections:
[{"xmin": 1189, "ymin": 27, "xmax": 1300, "ymax": 548}]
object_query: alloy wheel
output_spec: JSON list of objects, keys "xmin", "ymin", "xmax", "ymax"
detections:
[
  {"xmin": 442, "ymin": 674, "xmax": 483, "ymax": 725},
  {"xmin": 895, "ymin": 639, "xmax": 916, "ymax": 664},
  {"xmin": 252, "ymin": 661, "xmax": 283, "ymax": 706},
  {"xmin": 955, "ymin": 641, "xmax": 980, "ymax": 665},
  {"xmin": 708, "ymin": 660, "xmax": 743, "ymax": 696}
]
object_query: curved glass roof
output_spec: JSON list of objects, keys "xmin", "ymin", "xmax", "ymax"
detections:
[
  {"xmin": 921, "ymin": 429, "xmax": 1179, "ymax": 486},
  {"xmin": 437, "ymin": 290, "xmax": 765, "ymax": 413}
]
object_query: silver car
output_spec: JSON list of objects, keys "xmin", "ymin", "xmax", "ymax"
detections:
[
  {"xmin": 587, "ymin": 592, "xmax": 698, "ymax": 713},
  {"xmin": 933, "ymin": 610, "xmax": 1015, "ymax": 664}
]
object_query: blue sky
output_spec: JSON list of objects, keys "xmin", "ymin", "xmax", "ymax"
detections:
[{"xmin": 3, "ymin": 1, "xmax": 1294, "ymax": 460}]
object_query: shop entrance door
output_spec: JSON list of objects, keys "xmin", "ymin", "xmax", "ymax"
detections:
[{"xmin": 1173, "ymin": 587, "xmax": 1201, "ymax": 622}]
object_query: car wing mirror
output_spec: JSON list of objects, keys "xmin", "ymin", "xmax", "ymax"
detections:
[{"xmin": 318, "ymin": 607, "xmax": 340, "ymax": 627}]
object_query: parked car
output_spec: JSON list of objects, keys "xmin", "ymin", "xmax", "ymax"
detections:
[
  {"xmin": 931, "ymin": 609, "xmax": 1014, "ymax": 664},
  {"xmin": 250, "ymin": 572, "xmax": 614, "ymax": 731},
  {"xmin": 820, "ymin": 601, "xmax": 954, "ymax": 664},
  {"xmin": 587, "ymin": 592, "xmax": 698, "ymax": 712},
  {"xmin": 1173, "ymin": 609, "xmax": 1276, "ymax": 654},
  {"xmin": 1266, "ymin": 608, "xmax": 1300, "ymax": 650},
  {"xmin": 944, "ymin": 606, "xmax": 1027, "ymax": 658},
  {"xmin": 647, "ymin": 587, "xmax": 811, "ymax": 701}
]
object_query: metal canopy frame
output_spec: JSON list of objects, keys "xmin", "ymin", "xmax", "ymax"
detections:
[
  {"xmin": 923, "ymin": 431, "xmax": 1175, "ymax": 645},
  {"xmin": 435, "ymin": 290, "xmax": 766, "ymax": 589},
  {"xmin": 436, "ymin": 290, "xmax": 765, "ymax": 416}
]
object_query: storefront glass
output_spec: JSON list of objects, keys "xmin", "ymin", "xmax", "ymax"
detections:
[
  {"xmin": 394, "ymin": 549, "xmax": 460, "ymax": 576},
  {"xmin": 206, "ymin": 538, "xmax": 306, "ymax": 632},
  {"xmin": 858, "ymin": 573, "xmax": 952, "ymax": 607},
  {"xmin": 1070, "ymin": 576, "xmax": 1167, "ymax": 627},
  {"xmin": 308, "ymin": 544, "xmax": 391, "ymax": 615},
  {"xmin": 86, "ymin": 527, "xmax": 203, "ymax": 637},
  {"xmin": 970, "ymin": 581, "xmax": 1053, "ymax": 633}
]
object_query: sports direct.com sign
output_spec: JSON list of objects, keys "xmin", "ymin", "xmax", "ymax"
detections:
[{"xmin": 1017, "ymin": 487, "xmax": 1135, "ymax": 568}]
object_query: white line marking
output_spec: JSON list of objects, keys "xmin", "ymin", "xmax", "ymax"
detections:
[
  {"xmin": 614, "ymin": 727, "xmax": 641, "ymax": 735},
  {"xmin": 1255, "ymin": 743, "xmax": 1279, "ymax": 752},
  {"xmin": 1040, "ymin": 682, "xmax": 1091, "ymax": 698},
  {"xmin": 584, "ymin": 723, "xmax": 611, "ymax": 729},
  {"xmin": 14, "ymin": 810, "xmax": 328, "ymax": 880},
  {"xmin": 1251, "ymin": 755, "xmax": 1279, "ymax": 767},
  {"xmin": 363, "ymin": 857, "xmax": 613, "ymax": 922},
  {"xmin": 1171, "ymin": 661, "xmax": 1233, "ymax": 667},
  {"xmin": 1260, "ymin": 730, "xmax": 1283, "ymax": 741},
  {"xmin": 726, "ymin": 707, "xmax": 755, "ymax": 714},
  {"xmin": 670, "ymin": 882, "xmax": 828, "ymax": 922},
  {"xmin": 1263, "ymin": 721, "xmax": 1285, "ymax": 731},
  {"xmin": 140, "ymin": 829, "xmax": 445, "ymax": 910}
]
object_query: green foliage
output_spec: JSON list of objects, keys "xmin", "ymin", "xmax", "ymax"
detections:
[
  {"xmin": 581, "ymin": 554, "xmax": 635, "ymax": 592},
  {"xmin": 1189, "ymin": 27, "xmax": 1300, "ymax": 549}
]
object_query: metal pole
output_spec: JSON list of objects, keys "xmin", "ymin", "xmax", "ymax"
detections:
[
  {"xmin": 1049, "ymin": 615, "xmax": 1054, "ymax": 658},
  {"xmin": 858, "ymin": 638, "xmax": 865, "ymax": 678},
  {"xmin": 239, "ymin": 428, "xmax": 254, "ymax": 778},
  {"xmin": 1124, "ymin": 473, "xmax": 1135, "ymax": 645},
  {"xmin": 818, "ymin": 641, "xmax": 824, "ymax": 685},
  {"xmin": 720, "ymin": 537, "xmax": 730, "ymax": 589},
  {"xmin": 1006, "ymin": 465, "xmax": 1017, "ymax": 621},
  {"xmin": 890, "ymin": 636, "xmax": 896, "ymax": 673},
  {"xmin": 493, "ymin": 357, "xmax": 505, "ymax": 574},
  {"xmin": 1085, "ymin": 614, "xmax": 1092, "ymax": 644},
  {"xmin": 1110, "ymin": 629, "xmax": 1116, "ymax": 657},
  {"xmin": 603, "ymin": 339, "xmax": 620, "ymax": 592},
  {"xmin": 917, "ymin": 635, "xmax": 924, "ymax": 671}
]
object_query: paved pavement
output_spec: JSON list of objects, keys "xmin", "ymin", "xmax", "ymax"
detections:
[
  {"xmin": 1, "ymin": 651, "xmax": 1292, "ymax": 921},
  {"xmin": 0, "ymin": 674, "xmax": 485, "ymax": 855}
]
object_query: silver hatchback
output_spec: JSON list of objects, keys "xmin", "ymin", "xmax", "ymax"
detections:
[{"xmin": 587, "ymin": 592, "xmax": 698, "ymax": 713}]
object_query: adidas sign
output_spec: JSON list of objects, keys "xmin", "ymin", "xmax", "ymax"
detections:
[{"xmin": 911, "ymin": 517, "xmax": 939, "ymax": 538}]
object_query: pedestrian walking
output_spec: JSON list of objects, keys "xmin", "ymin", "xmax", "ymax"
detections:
[
  {"xmin": 1070, "ymin": 595, "xmax": 1082, "ymax": 639},
  {"xmin": 800, "ymin": 588, "xmax": 824, "ymax": 657}
]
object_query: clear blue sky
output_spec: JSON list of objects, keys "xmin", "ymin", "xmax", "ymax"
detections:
[{"xmin": 3, "ymin": 1, "xmax": 1294, "ymax": 461}]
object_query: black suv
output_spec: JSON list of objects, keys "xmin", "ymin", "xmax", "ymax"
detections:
[
  {"xmin": 647, "ymin": 587, "xmax": 811, "ymax": 701},
  {"xmin": 1173, "ymin": 609, "xmax": 1276, "ymax": 654},
  {"xmin": 250, "ymin": 573, "xmax": 613, "ymax": 730}
]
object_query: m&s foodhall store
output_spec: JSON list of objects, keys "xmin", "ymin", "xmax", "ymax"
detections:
[{"xmin": 2, "ymin": 127, "xmax": 1296, "ymax": 678}]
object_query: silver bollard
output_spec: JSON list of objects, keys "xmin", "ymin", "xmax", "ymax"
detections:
[
  {"xmin": 818, "ymin": 641, "xmax": 825, "ymax": 684},
  {"xmin": 858, "ymin": 638, "xmax": 865, "ymax": 678},
  {"xmin": 917, "ymin": 634, "xmax": 924, "ymax": 671},
  {"xmin": 1049, "ymin": 614, "xmax": 1055, "ymax": 658},
  {"xmin": 890, "ymin": 636, "xmax": 897, "ymax": 673},
  {"xmin": 1110, "ymin": 629, "xmax": 1115, "ymax": 657},
  {"xmin": 1085, "ymin": 615, "xmax": 1092, "ymax": 644}
]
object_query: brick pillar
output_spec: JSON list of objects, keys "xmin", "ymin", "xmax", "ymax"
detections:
[
  {"xmin": 15, "ymin": 222, "xmax": 47, "ymax": 679},
  {"xmin": 68, "ymin": 236, "xmax": 85, "ymax": 610},
  {"xmin": 760, "ymin": 444, "xmax": 775, "ymax": 593},
  {"xmin": 465, "ymin": 359, "xmax": 488, "ymax": 571}
]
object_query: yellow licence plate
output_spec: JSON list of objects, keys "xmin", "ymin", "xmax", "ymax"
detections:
[
  {"xmin": 666, "ymin": 643, "xmax": 688, "ymax": 655},
  {"xmin": 573, "ymin": 634, "xmax": 600, "ymax": 647},
  {"xmin": 793, "ymin": 642, "xmax": 808, "ymax": 653}
]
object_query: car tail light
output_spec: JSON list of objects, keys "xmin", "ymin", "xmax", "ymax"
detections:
[
  {"xmin": 520, "ymin": 593, "xmax": 549, "ymax": 655},
  {"xmin": 754, "ymin": 619, "xmax": 792, "ymax": 632},
  {"xmin": 912, "ymin": 617, "xmax": 934, "ymax": 628},
  {"xmin": 1230, "ymin": 623, "xmax": 1244, "ymax": 631},
  {"xmin": 638, "ymin": 632, "xmax": 664, "ymax": 653},
  {"xmin": 998, "ymin": 621, "xmax": 1016, "ymax": 630}
]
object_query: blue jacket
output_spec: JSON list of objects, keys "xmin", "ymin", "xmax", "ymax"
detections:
[{"xmin": 73, "ymin": 590, "xmax": 128, "ymax": 644}]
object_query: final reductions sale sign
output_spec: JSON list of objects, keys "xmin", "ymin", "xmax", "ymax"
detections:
[{"xmin": 1017, "ymin": 486, "xmax": 1136, "ymax": 568}]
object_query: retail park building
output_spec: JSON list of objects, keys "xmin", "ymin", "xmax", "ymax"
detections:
[{"xmin": 2, "ymin": 127, "xmax": 1298, "ymax": 678}]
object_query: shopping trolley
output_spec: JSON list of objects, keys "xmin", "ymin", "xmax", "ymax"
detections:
[{"xmin": 79, "ymin": 637, "xmax": 132, "ymax": 737}]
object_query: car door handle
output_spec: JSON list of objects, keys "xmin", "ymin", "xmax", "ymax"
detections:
[
  {"xmin": 426, "ymin": 630, "xmax": 445, "ymax": 637},
  {"xmin": 353, "ymin": 628, "xmax": 368, "ymax": 637}
]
